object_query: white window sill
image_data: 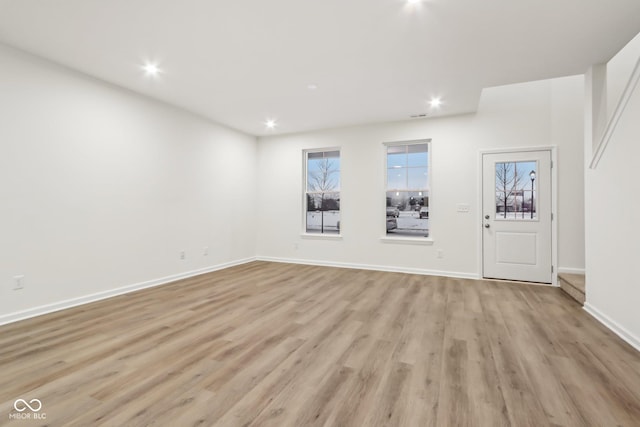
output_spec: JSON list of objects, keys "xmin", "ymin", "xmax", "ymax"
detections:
[
  {"xmin": 300, "ymin": 233, "xmax": 343, "ymax": 241},
  {"xmin": 380, "ymin": 236, "xmax": 434, "ymax": 245}
]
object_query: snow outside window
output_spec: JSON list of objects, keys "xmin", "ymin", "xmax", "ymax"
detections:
[{"xmin": 305, "ymin": 149, "xmax": 341, "ymax": 234}]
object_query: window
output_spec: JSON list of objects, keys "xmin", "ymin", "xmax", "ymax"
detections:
[
  {"xmin": 304, "ymin": 149, "xmax": 340, "ymax": 234},
  {"xmin": 385, "ymin": 142, "xmax": 430, "ymax": 237},
  {"xmin": 495, "ymin": 161, "xmax": 537, "ymax": 220}
]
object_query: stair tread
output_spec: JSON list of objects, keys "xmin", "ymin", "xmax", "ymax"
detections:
[{"xmin": 559, "ymin": 273, "xmax": 585, "ymax": 294}]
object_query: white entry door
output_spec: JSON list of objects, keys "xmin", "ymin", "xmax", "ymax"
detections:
[{"xmin": 482, "ymin": 150, "xmax": 552, "ymax": 283}]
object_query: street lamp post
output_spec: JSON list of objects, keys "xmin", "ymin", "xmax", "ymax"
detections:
[{"xmin": 530, "ymin": 170, "xmax": 536, "ymax": 219}]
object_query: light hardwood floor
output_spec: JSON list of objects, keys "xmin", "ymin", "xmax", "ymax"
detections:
[{"xmin": 1, "ymin": 261, "xmax": 640, "ymax": 426}]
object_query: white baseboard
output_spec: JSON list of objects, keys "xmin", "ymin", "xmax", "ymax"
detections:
[
  {"xmin": 256, "ymin": 256, "xmax": 479, "ymax": 280},
  {"xmin": 0, "ymin": 257, "xmax": 256, "ymax": 326},
  {"xmin": 584, "ymin": 302, "xmax": 640, "ymax": 353},
  {"xmin": 2, "ymin": 256, "xmax": 567, "ymax": 327},
  {"xmin": 557, "ymin": 267, "xmax": 586, "ymax": 275}
]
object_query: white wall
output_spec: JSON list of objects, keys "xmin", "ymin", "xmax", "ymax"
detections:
[
  {"xmin": 0, "ymin": 44, "xmax": 257, "ymax": 322},
  {"xmin": 0, "ymin": 41, "xmax": 589, "ymax": 325},
  {"xmin": 552, "ymin": 77, "xmax": 586, "ymax": 273},
  {"xmin": 256, "ymin": 76, "xmax": 585, "ymax": 277},
  {"xmin": 607, "ymin": 32, "xmax": 640, "ymax": 117},
  {"xmin": 585, "ymin": 34, "xmax": 640, "ymax": 349}
]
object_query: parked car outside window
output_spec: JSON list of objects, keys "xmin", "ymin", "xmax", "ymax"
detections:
[
  {"xmin": 386, "ymin": 207, "xmax": 399, "ymax": 218},
  {"xmin": 386, "ymin": 216, "xmax": 397, "ymax": 231}
]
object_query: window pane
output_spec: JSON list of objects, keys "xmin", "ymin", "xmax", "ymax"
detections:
[
  {"xmin": 407, "ymin": 143, "xmax": 428, "ymax": 154},
  {"xmin": 385, "ymin": 191, "xmax": 429, "ymax": 237},
  {"xmin": 307, "ymin": 154, "xmax": 340, "ymax": 192},
  {"xmin": 495, "ymin": 160, "xmax": 537, "ymax": 220},
  {"xmin": 387, "ymin": 145, "xmax": 405, "ymax": 154},
  {"xmin": 407, "ymin": 167, "xmax": 428, "ymax": 189},
  {"xmin": 306, "ymin": 192, "xmax": 340, "ymax": 234},
  {"xmin": 387, "ymin": 152, "xmax": 405, "ymax": 168},
  {"xmin": 306, "ymin": 150, "xmax": 341, "ymax": 234},
  {"xmin": 515, "ymin": 161, "xmax": 536, "ymax": 190},
  {"xmin": 387, "ymin": 168, "xmax": 407, "ymax": 190},
  {"xmin": 307, "ymin": 192, "xmax": 340, "ymax": 211},
  {"xmin": 384, "ymin": 142, "xmax": 430, "ymax": 238},
  {"xmin": 386, "ymin": 191, "xmax": 427, "ymax": 211},
  {"xmin": 407, "ymin": 144, "xmax": 428, "ymax": 167}
]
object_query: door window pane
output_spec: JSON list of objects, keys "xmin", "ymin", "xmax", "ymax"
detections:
[{"xmin": 495, "ymin": 161, "xmax": 537, "ymax": 220}]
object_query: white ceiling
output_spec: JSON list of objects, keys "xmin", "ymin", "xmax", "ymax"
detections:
[{"xmin": 1, "ymin": 0, "xmax": 639, "ymax": 136}]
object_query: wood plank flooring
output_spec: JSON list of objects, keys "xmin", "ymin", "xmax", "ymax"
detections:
[{"xmin": 1, "ymin": 261, "xmax": 640, "ymax": 426}]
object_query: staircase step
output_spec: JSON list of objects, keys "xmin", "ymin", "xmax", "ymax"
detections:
[{"xmin": 559, "ymin": 273, "xmax": 585, "ymax": 305}]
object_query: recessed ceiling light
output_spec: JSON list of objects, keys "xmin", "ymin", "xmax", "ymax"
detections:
[
  {"xmin": 429, "ymin": 97, "xmax": 442, "ymax": 108},
  {"xmin": 307, "ymin": 84, "xmax": 318, "ymax": 90},
  {"xmin": 143, "ymin": 62, "xmax": 161, "ymax": 77},
  {"xmin": 265, "ymin": 119, "xmax": 277, "ymax": 129}
]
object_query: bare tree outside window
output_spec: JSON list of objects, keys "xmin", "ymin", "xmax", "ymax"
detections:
[
  {"xmin": 496, "ymin": 162, "xmax": 514, "ymax": 218},
  {"xmin": 309, "ymin": 157, "xmax": 339, "ymax": 233},
  {"xmin": 305, "ymin": 150, "xmax": 341, "ymax": 234},
  {"xmin": 495, "ymin": 161, "xmax": 536, "ymax": 219}
]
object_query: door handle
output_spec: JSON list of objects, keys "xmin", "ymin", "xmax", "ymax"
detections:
[{"xmin": 484, "ymin": 224, "xmax": 490, "ymax": 228}]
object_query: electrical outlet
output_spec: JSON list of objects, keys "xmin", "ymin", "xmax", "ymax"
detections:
[
  {"xmin": 437, "ymin": 249, "xmax": 444, "ymax": 259},
  {"xmin": 13, "ymin": 275, "xmax": 24, "ymax": 290},
  {"xmin": 203, "ymin": 247, "xmax": 209, "ymax": 256},
  {"xmin": 179, "ymin": 250, "xmax": 186, "ymax": 260}
]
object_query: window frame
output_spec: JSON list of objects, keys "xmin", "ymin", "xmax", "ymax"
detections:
[
  {"xmin": 381, "ymin": 139, "xmax": 434, "ymax": 244},
  {"xmin": 302, "ymin": 147, "xmax": 342, "ymax": 239}
]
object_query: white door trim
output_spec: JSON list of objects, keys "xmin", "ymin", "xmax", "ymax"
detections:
[{"xmin": 477, "ymin": 146, "xmax": 558, "ymax": 286}]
